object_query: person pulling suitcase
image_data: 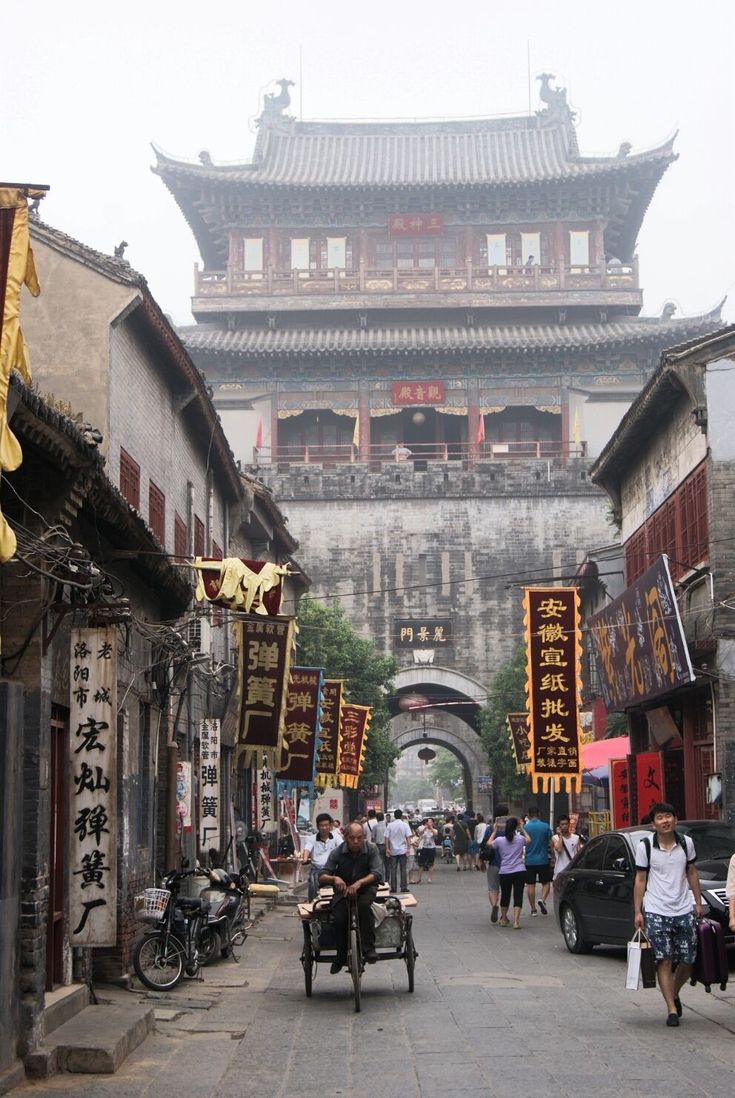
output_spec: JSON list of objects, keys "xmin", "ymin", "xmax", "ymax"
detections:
[{"xmin": 633, "ymin": 802, "xmax": 703, "ymax": 1027}]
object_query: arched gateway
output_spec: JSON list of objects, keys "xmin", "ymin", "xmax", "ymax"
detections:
[{"xmin": 388, "ymin": 667, "xmax": 490, "ymax": 812}]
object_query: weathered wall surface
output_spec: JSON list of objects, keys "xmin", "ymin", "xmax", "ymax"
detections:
[{"xmin": 259, "ymin": 458, "xmax": 611, "ymax": 690}]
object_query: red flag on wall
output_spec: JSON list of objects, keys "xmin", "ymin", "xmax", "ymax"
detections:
[
  {"xmin": 254, "ymin": 416, "xmax": 263, "ymax": 449},
  {"xmin": 477, "ymin": 413, "xmax": 485, "ymax": 445}
]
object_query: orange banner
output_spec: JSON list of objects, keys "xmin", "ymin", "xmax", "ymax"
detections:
[{"xmin": 523, "ymin": 587, "xmax": 583, "ymax": 794}]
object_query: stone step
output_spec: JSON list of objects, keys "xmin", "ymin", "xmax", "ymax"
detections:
[
  {"xmin": 25, "ymin": 1002, "xmax": 154, "ymax": 1078},
  {"xmin": 43, "ymin": 983, "xmax": 90, "ymax": 1038}
]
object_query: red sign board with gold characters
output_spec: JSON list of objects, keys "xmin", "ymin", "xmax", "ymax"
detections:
[
  {"xmin": 388, "ymin": 213, "xmax": 443, "ymax": 236},
  {"xmin": 237, "ymin": 617, "xmax": 295, "ymax": 769},
  {"xmin": 315, "ymin": 679, "xmax": 343, "ymax": 788},
  {"xmin": 523, "ymin": 588, "xmax": 583, "ymax": 794},
  {"xmin": 338, "ymin": 704, "xmax": 372, "ymax": 790},
  {"xmin": 277, "ymin": 667, "xmax": 324, "ymax": 792},
  {"xmin": 610, "ymin": 758, "xmax": 632, "ymax": 828},
  {"xmin": 391, "ymin": 381, "xmax": 446, "ymax": 406}
]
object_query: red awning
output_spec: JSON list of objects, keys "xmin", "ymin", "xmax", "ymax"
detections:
[{"xmin": 583, "ymin": 735, "xmax": 630, "ymax": 769}]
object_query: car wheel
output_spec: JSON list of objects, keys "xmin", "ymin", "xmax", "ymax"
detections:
[{"xmin": 560, "ymin": 903, "xmax": 593, "ymax": 954}]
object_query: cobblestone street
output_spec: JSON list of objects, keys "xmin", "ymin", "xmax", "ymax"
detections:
[{"xmin": 16, "ymin": 860, "xmax": 735, "ymax": 1097}]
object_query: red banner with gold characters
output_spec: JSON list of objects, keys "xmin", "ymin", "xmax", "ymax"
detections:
[
  {"xmin": 523, "ymin": 588, "xmax": 583, "ymax": 794},
  {"xmin": 236, "ymin": 617, "xmax": 295, "ymax": 769},
  {"xmin": 391, "ymin": 381, "xmax": 446, "ymax": 406},
  {"xmin": 277, "ymin": 667, "xmax": 324, "ymax": 791},
  {"xmin": 315, "ymin": 679, "xmax": 343, "ymax": 787},
  {"xmin": 506, "ymin": 713, "xmax": 531, "ymax": 773},
  {"xmin": 388, "ymin": 213, "xmax": 443, "ymax": 236},
  {"xmin": 338, "ymin": 704, "xmax": 372, "ymax": 789},
  {"xmin": 610, "ymin": 758, "xmax": 632, "ymax": 828},
  {"xmin": 635, "ymin": 751, "xmax": 665, "ymax": 822}
]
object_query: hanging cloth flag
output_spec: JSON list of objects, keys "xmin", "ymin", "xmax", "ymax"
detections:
[
  {"xmin": 277, "ymin": 666, "xmax": 324, "ymax": 795},
  {"xmin": 0, "ymin": 187, "xmax": 44, "ymax": 562},
  {"xmin": 338, "ymin": 703, "xmax": 372, "ymax": 789},
  {"xmin": 352, "ymin": 413, "xmax": 360, "ymax": 449},
  {"xmin": 477, "ymin": 411, "xmax": 485, "ymax": 445},
  {"xmin": 254, "ymin": 415, "xmax": 264, "ymax": 450},
  {"xmin": 235, "ymin": 616, "xmax": 295, "ymax": 769},
  {"xmin": 193, "ymin": 557, "xmax": 289, "ymax": 615},
  {"xmin": 315, "ymin": 679, "xmax": 344, "ymax": 788},
  {"xmin": 506, "ymin": 712, "xmax": 531, "ymax": 773},
  {"xmin": 523, "ymin": 587, "xmax": 583, "ymax": 794},
  {"xmin": 572, "ymin": 409, "xmax": 581, "ymax": 446}
]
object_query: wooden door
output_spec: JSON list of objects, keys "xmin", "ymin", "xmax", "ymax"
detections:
[{"xmin": 46, "ymin": 713, "xmax": 67, "ymax": 990}]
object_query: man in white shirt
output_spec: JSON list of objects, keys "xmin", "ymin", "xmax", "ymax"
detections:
[
  {"xmin": 633, "ymin": 803, "xmax": 703, "ymax": 1027},
  {"xmin": 551, "ymin": 815, "xmax": 581, "ymax": 879},
  {"xmin": 302, "ymin": 813, "xmax": 342, "ymax": 900},
  {"xmin": 384, "ymin": 808, "xmax": 412, "ymax": 892}
]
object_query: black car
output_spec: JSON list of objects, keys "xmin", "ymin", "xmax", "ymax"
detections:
[{"xmin": 554, "ymin": 820, "xmax": 735, "ymax": 954}]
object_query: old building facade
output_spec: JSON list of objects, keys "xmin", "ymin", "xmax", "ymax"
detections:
[
  {"xmin": 156, "ymin": 78, "xmax": 721, "ymax": 804},
  {"xmin": 591, "ymin": 325, "xmax": 735, "ymax": 824}
]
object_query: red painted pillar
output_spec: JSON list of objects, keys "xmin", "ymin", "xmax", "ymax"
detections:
[{"xmin": 358, "ymin": 384, "xmax": 371, "ymax": 461}]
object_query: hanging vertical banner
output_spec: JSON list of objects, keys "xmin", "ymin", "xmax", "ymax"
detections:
[
  {"xmin": 277, "ymin": 666, "xmax": 324, "ymax": 793},
  {"xmin": 256, "ymin": 754, "xmax": 275, "ymax": 831},
  {"xmin": 635, "ymin": 751, "xmax": 665, "ymax": 822},
  {"xmin": 506, "ymin": 712, "xmax": 531, "ymax": 773},
  {"xmin": 176, "ymin": 761, "xmax": 192, "ymax": 833},
  {"xmin": 523, "ymin": 587, "xmax": 583, "ymax": 794},
  {"xmin": 69, "ymin": 626, "xmax": 117, "ymax": 947},
  {"xmin": 199, "ymin": 718, "xmax": 221, "ymax": 854},
  {"xmin": 338, "ymin": 704, "xmax": 372, "ymax": 789},
  {"xmin": 610, "ymin": 758, "xmax": 632, "ymax": 828},
  {"xmin": 315, "ymin": 679, "xmax": 344, "ymax": 787},
  {"xmin": 237, "ymin": 616, "xmax": 295, "ymax": 768}
]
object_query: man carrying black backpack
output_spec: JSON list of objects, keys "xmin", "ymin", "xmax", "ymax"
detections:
[{"xmin": 633, "ymin": 802, "xmax": 703, "ymax": 1027}]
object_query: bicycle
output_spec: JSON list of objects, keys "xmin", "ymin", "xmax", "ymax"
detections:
[{"xmin": 133, "ymin": 869, "xmax": 207, "ymax": 991}]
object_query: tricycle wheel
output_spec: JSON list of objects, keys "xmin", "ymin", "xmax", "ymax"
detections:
[
  {"xmin": 349, "ymin": 924, "xmax": 362, "ymax": 1013},
  {"xmin": 302, "ymin": 926, "xmax": 314, "ymax": 997},
  {"xmin": 405, "ymin": 924, "xmax": 416, "ymax": 992}
]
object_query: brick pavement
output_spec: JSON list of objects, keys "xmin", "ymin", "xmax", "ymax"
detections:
[{"xmin": 14, "ymin": 859, "xmax": 735, "ymax": 1097}]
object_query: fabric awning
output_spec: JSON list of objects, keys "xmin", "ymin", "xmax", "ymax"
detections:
[{"xmin": 582, "ymin": 735, "xmax": 630, "ymax": 769}]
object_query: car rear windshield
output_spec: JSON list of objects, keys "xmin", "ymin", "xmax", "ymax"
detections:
[{"xmin": 677, "ymin": 823, "xmax": 735, "ymax": 860}]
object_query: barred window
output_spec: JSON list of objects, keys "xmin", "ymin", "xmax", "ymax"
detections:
[
  {"xmin": 624, "ymin": 462, "xmax": 708, "ymax": 584},
  {"xmin": 148, "ymin": 481, "xmax": 165, "ymax": 544},
  {"xmin": 120, "ymin": 448, "xmax": 140, "ymax": 510}
]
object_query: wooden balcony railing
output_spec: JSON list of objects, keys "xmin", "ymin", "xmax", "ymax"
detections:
[
  {"xmin": 255, "ymin": 440, "xmax": 587, "ymax": 469},
  {"xmin": 194, "ymin": 260, "xmax": 638, "ymax": 300}
]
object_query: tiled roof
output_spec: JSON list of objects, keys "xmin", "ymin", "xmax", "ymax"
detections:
[
  {"xmin": 154, "ymin": 118, "xmax": 675, "ymax": 190},
  {"xmin": 179, "ymin": 311, "xmax": 722, "ymax": 358}
]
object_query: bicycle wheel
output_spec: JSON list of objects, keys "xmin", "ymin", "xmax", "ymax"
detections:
[
  {"xmin": 134, "ymin": 931, "xmax": 185, "ymax": 990},
  {"xmin": 405, "ymin": 923, "xmax": 416, "ymax": 993},
  {"xmin": 302, "ymin": 927, "xmax": 314, "ymax": 997},
  {"xmin": 349, "ymin": 924, "xmax": 362, "ymax": 1013}
]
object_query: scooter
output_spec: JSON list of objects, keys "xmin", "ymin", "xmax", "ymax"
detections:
[{"xmin": 197, "ymin": 867, "xmax": 250, "ymax": 965}]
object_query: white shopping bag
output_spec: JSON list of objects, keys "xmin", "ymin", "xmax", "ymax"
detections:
[{"xmin": 626, "ymin": 929, "xmax": 645, "ymax": 991}]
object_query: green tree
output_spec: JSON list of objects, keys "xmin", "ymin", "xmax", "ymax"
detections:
[
  {"xmin": 429, "ymin": 748, "xmax": 464, "ymax": 796},
  {"xmin": 295, "ymin": 595, "xmax": 399, "ymax": 785},
  {"xmin": 479, "ymin": 643, "xmax": 532, "ymax": 804}
]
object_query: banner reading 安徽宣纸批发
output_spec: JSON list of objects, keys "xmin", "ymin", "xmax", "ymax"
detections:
[
  {"xmin": 338, "ymin": 703, "xmax": 372, "ymax": 790},
  {"xmin": 523, "ymin": 587, "xmax": 583, "ymax": 795},
  {"xmin": 315, "ymin": 679, "xmax": 344, "ymax": 788}
]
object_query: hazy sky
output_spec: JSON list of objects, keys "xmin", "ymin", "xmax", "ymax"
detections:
[{"xmin": 5, "ymin": 0, "xmax": 734, "ymax": 326}]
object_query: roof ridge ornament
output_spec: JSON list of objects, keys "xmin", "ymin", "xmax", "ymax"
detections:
[
  {"xmin": 257, "ymin": 78, "xmax": 295, "ymax": 129},
  {"xmin": 536, "ymin": 72, "xmax": 576, "ymax": 122}
]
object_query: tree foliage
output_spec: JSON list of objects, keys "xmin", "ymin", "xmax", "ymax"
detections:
[
  {"xmin": 295, "ymin": 596, "xmax": 399, "ymax": 785},
  {"xmin": 429, "ymin": 748, "xmax": 464, "ymax": 794},
  {"xmin": 479, "ymin": 643, "xmax": 532, "ymax": 804}
]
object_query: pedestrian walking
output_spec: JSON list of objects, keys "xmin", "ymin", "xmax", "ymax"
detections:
[
  {"xmin": 471, "ymin": 813, "xmax": 485, "ymax": 870},
  {"xmin": 633, "ymin": 802, "xmax": 703, "ymax": 1026},
  {"xmin": 485, "ymin": 817, "xmax": 532, "ymax": 929},
  {"xmin": 384, "ymin": 808, "xmax": 412, "ymax": 892},
  {"xmin": 524, "ymin": 805, "xmax": 553, "ymax": 915},
  {"xmin": 480, "ymin": 803, "xmax": 509, "ymax": 922},
  {"xmin": 452, "ymin": 814, "xmax": 471, "ymax": 871},
  {"xmin": 551, "ymin": 815, "xmax": 581, "ymax": 879},
  {"xmin": 416, "ymin": 818, "xmax": 438, "ymax": 884},
  {"xmin": 373, "ymin": 811, "xmax": 387, "ymax": 876}
]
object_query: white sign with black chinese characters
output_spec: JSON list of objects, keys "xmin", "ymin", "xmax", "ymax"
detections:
[
  {"xmin": 199, "ymin": 719, "xmax": 221, "ymax": 854},
  {"xmin": 69, "ymin": 626, "xmax": 117, "ymax": 946},
  {"xmin": 256, "ymin": 755, "xmax": 275, "ymax": 832}
]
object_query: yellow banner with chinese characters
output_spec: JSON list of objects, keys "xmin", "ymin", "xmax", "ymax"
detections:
[
  {"xmin": 338, "ymin": 703, "xmax": 371, "ymax": 790},
  {"xmin": 1, "ymin": 187, "xmax": 43, "ymax": 562},
  {"xmin": 523, "ymin": 588, "xmax": 583, "ymax": 794}
]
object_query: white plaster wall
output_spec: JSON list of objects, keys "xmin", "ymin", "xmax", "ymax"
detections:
[{"xmin": 706, "ymin": 357, "xmax": 735, "ymax": 461}]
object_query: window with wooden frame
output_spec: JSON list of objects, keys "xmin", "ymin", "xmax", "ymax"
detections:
[
  {"xmin": 194, "ymin": 515, "xmax": 205, "ymax": 557},
  {"xmin": 174, "ymin": 512, "xmax": 188, "ymax": 559},
  {"xmin": 623, "ymin": 462, "xmax": 709, "ymax": 584},
  {"xmin": 148, "ymin": 481, "xmax": 165, "ymax": 544},
  {"xmin": 211, "ymin": 540, "xmax": 223, "ymax": 560},
  {"xmin": 119, "ymin": 448, "xmax": 140, "ymax": 510},
  {"xmin": 369, "ymin": 233, "xmax": 460, "ymax": 270}
]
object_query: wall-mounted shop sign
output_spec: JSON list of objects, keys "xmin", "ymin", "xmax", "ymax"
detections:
[{"xmin": 395, "ymin": 619, "xmax": 451, "ymax": 647}]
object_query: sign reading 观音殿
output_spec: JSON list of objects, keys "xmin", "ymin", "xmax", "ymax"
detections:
[{"xmin": 391, "ymin": 381, "xmax": 446, "ymax": 406}]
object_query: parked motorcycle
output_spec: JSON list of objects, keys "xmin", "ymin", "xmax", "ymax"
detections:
[{"xmin": 197, "ymin": 867, "xmax": 250, "ymax": 965}]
